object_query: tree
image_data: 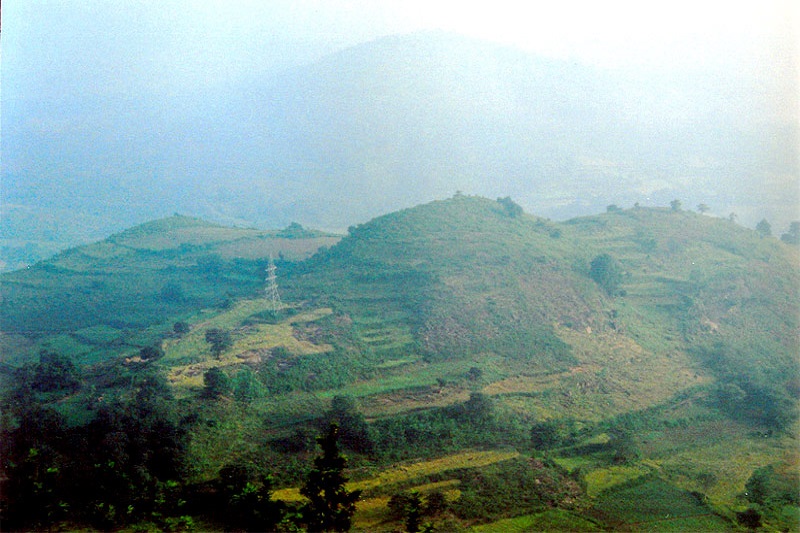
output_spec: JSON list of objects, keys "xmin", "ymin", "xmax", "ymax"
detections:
[
  {"xmin": 388, "ymin": 490, "xmax": 430, "ymax": 533},
  {"xmin": 403, "ymin": 490, "xmax": 423, "ymax": 533},
  {"xmin": 301, "ymin": 424, "xmax": 361, "ymax": 532},
  {"xmin": 202, "ymin": 367, "xmax": 231, "ymax": 399},
  {"xmin": 205, "ymin": 328, "xmax": 232, "ymax": 358},
  {"xmin": 697, "ymin": 203, "xmax": 710, "ymax": 214},
  {"xmin": 531, "ymin": 420, "xmax": 563, "ymax": 450},
  {"xmin": 423, "ymin": 490, "xmax": 448, "ymax": 516},
  {"xmin": 233, "ymin": 368, "xmax": 263, "ymax": 403},
  {"xmin": 497, "ymin": 196, "xmax": 523, "ymax": 218},
  {"xmin": 589, "ymin": 253, "xmax": 623, "ymax": 295},
  {"xmin": 139, "ymin": 345, "xmax": 165, "ymax": 362},
  {"xmin": 736, "ymin": 508, "xmax": 762, "ymax": 530},
  {"xmin": 217, "ymin": 462, "xmax": 285, "ymax": 531},
  {"xmin": 173, "ymin": 321, "xmax": 190, "ymax": 336},
  {"xmin": 466, "ymin": 366, "xmax": 483, "ymax": 382},
  {"xmin": 781, "ymin": 221, "xmax": 800, "ymax": 245},
  {"xmin": 462, "ymin": 391, "xmax": 493, "ymax": 425},
  {"xmin": 670, "ymin": 199, "xmax": 682, "ymax": 212},
  {"xmin": 31, "ymin": 351, "xmax": 80, "ymax": 393},
  {"xmin": 2, "ymin": 407, "xmax": 69, "ymax": 531},
  {"xmin": 756, "ymin": 218, "xmax": 772, "ymax": 238},
  {"xmin": 328, "ymin": 396, "xmax": 374, "ymax": 455}
]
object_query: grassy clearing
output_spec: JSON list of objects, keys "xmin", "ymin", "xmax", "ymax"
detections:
[
  {"xmin": 481, "ymin": 372, "xmax": 569, "ymax": 396},
  {"xmin": 470, "ymin": 509, "xmax": 602, "ymax": 532},
  {"xmin": 592, "ymin": 475, "xmax": 731, "ymax": 531},
  {"xmin": 553, "ymin": 328, "xmax": 711, "ymax": 419},
  {"xmin": 351, "ymin": 495, "xmax": 391, "ymax": 531},
  {"xmin": 649, "ymin": 422, "xmax": 799, "ymax": 505},
  {"xmin": 360, "ymin": 386, "xmax": 471, "ymax": 419},
  {"xmin": 72, "ymin": 325, "xmax": 125, "ymax": 345},
  {"xmin": 164, "ymin": 303, "xmax": 334, "ymax": 391},
  {"xmin": 375, "ymin": 357, "xmax": 419, "ymax": 369},
  {"xmin": 584, "ymin": 465, "xmax": 653, "ymax": 497},
  {"xmin": 316, "ymin": 359, "xmax": 477, "ymax": 402}
]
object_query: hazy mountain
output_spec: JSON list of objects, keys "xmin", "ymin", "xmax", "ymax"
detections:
[{"xmin": 3, "ymin": 32, "xmax": 796, "ymax": 270}]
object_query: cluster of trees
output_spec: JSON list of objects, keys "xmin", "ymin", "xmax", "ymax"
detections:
[
  {"xmin": 691, "ymin": 342, "xmax": 799, "ymax": 431},
  {"xmin": 2, "ymin": 373, "xmax": 188, "ymax": 531},
  {"xmin": 1, "ymin": 349, "xmax": 365, "ymax": 532},
  {"xmin": 449, "ymin": 458, "xmax": 584, "ymax": 522},
  {"xmin": 2, "ymin": 402, "xmax": 361, "ymax": 532},
  {"xmin": 388, "ymin": 490, "xmax": 447, "ymax": 532}
]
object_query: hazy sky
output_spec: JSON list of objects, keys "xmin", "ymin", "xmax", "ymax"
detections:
[{"xmin": 3, "ymin": 0, "xmax": 797, "ymax": 107}]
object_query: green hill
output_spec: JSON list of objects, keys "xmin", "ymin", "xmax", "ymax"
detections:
[
  {"xmin": 0, "ymin": 215, "xmax": 340, "ymax": 365},
  {"xmin": 1, "ymin": 197, "xmax": 798, "ymax": 531}
]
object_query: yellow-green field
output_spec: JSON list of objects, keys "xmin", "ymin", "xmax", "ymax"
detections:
[
  {"xmin": 274, "ymin": 449, "xmax": 518, "ymax": 502},
  {"xmin": 163, "ymin": 302, "xmax": 333, "ymax": 391}
]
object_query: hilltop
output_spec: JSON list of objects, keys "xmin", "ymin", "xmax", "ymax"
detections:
[{"xmin": 1, "ymin": 197, "xmax": 798, "ymax": 531}]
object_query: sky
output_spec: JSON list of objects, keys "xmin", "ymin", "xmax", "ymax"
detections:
[
  {"xmin": 1, "ymin": 0, "xmax": 797, "ymax": 245},
  {"xmin": 3, "ymin": 0, "xmax": 797, "ymax": 108}
]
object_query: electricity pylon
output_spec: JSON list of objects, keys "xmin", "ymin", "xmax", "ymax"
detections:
[{"xmin": 265, "ymin": 255, "xmax": 282, "ymax": 312}]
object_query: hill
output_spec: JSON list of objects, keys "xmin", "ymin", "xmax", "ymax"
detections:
[
  {"xmin": 1, "ymin": 197, "xmax": 798, "ymax": 531},
  {"xmin": 0, "ymin": 215, "xmax": 340, "ymax": 366},
  {"xmin": 4, "ymin": 32, "xmax": 796, "ymax": 269}
]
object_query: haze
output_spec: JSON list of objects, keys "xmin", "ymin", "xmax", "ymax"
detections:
[{"xmin": 1, "ymin": 0, "xmax": 798, "ymax": 270}]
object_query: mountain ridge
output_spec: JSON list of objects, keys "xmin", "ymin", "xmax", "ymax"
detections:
[{"xmin": 4, "ymin": 31, "xmax": 796, "ymax": 270}]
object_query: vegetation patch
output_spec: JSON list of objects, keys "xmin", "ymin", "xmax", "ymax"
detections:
[
  {"xmin": 591, "ymin": 475, "xmax": 731, "ymax": 531},
  {"xmin": 470, "ymin": 509, "xmax": 602, "ymax": 532}
]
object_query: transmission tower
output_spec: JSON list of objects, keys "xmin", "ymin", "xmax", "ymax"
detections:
[{"xmin": 265, "ymin": 255, "xmax": 282, "ymax": 313}]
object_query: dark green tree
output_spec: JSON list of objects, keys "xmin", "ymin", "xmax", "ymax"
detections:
[
  {"xmin": 387, "ymin": 490, "xmax": 427, "ymax": 532},
  {"xmin": 202, "ymin": 367, "xmax": 231, "ymax": 399},
  {"xmin": 300, "ymin": 424, "xmax": 361, "ymax": 532},
  {"xmin": 531, "ymin": 418, "xmax": 578, "ymax": 450},
  {"xmin": 205, "ymin": 328, "xmax": 232, "ymax": 358},
  {"xmin": 328, "ymin": 396, "xmax": 374, "ymax": 455},
  {"xmin": 32, "ymin": 351, "xmax": 80, "ymax": 393},
  {"xmin": 218, "ymin": 462, "xmax": 285, "ymax": 531},
  {"xmin": 423, "ymin": 490, "xmax": 448, "ymax": 516},
  {"xmin": 670, "ymin": 199, "xmax": 682, "ymax": 212},
  {"xmin": 781, "ymin": 221, "xmax": 800, "ymax": 245},
  {"xmin": 589, "ymin": 253, "xmax": 623, "ymax": 295},
  {"xmin": 173, "ymin": 321, "xmax": 190, "ymax": 336},
  {"xmin": 466, "ymin": 366, "xmax": 483, "ymax": 382},
  {"xmin": 2, "ymin": 407, "xmax": 69, "ymax": 531},
  {"xmin": 736, "ymin": 508, "xmax": 762, "ymax": 530},
  {"xmin": 497, "ymin": 196, "xmax": 523, "ymax": 218},
  {"xmin": 697, "ymin": 203, "xmax": 710, "ymax": 214},
  {"xmin": 233, "ymin": 368, "xmax": 262, "ymax": 403},
  {"xmin": 461, "ymin": 391, "xmax": 493, "ymax": 425},
  {"xmin": 756, "ymin": 218, "xmax": 772, "ymax": 238},
  {"xmin": 139, "ymin": 345, "xmax": 165, "ymax": 362},
  {"xmin": 404, "ymin": 490, "xmax": 423, "ymax": 533}
]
